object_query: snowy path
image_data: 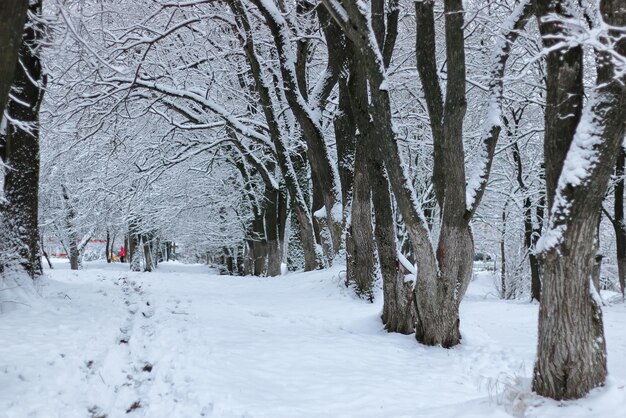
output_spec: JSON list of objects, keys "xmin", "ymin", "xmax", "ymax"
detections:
[{"xmin": 1, "ymin": 261, "xmax": 626, "ymax": 417}]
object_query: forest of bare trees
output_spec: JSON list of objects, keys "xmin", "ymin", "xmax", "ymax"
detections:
[{"xmin": 1, "ymin": 0, "xmax": 625, "ymax": 402}]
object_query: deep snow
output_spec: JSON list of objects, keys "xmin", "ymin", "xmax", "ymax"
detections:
[{"xmin": 1, "ymin": 260, "xmax": 625, "ymax": 418}]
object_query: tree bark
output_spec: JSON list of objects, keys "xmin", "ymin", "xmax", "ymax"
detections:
[
  {"xmin": 501, "ymin": 203, "xmax": 507, "ymax": 299},
  {"xmin": 265, "ymin": 188, "xmax": 282, "ymax": 277},
  {"xmin": 532, "ymin": 0, "xmax": 626, "ymax": 400},
  {"xmin": 0, "ymin": 0, "xmax": 28, "ymax": 117},
  {"xmin": 129, "ymin": 221, "xmax": 141, "ymax": 272},
  {"xmin": 613, "ymin": 148, "xmax": 626, "ymax": 297},
  {"xmin": 346, "ymin": 135, "xmax": 376, "ymax": 300},
  {"xmin": 142, "ymin": 234, "xmax": 153, "ymax": 272},
  {"xmin": 512, "ymin": 140, "xmax": 543, "ymax": 301},
  {"xmin": 0, "ymin": 0, "xmax": 44, "ymax": 278}
]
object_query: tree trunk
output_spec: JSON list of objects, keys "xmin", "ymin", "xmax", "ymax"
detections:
[
  {"xmin": 512, "ymin": 140, "xmax": 543, "ymax": 302},
  {"xmin": 142, "ymin": 235, "xmax": 153, "ymax": 272},
  {"xmin": 105, "ymin": 229, "xmax": 111, "ymax": 263},
  {"xmin": 68, "ymin": 239, "xmax": 80, "ymax": 271},
  {"xmin": 265, "ymin": 188, "xmax": 282, "ymax": 277},
  {"xmin": 60, "ymin": 185, "xmax": 81, "ymax": 271},
  {"xmin": 39, "ymin": 234, "xmax": 52, "ymax": 269},
  {"xmin": 223, "ymin": 246, "xmax": 234, "ymax": 275},
  {"xmin": 244, "ymin": 239, "xmax": 254, "ymax": 275},
  {"xmin": 341, "ymin": 43, "xmax": 378, "ymax": 301},
  {"xmin": 0, "ymin": 0, "xmax": 44, "ymax": 278},
  {"xmin": 373, "ymin": 163, "xmax": 414, "ymax": 334},
  {"xmin": 414, "ymin": 225, "xmax": 474, "ymax": 347},
  {"xmin": 534, "ymin": 217, "xmax": 607, "ymax": 399},
  {"xmin": 532, "ymin": 0, "xmax": 625, "ymax": 399},
  {"xmin": 0, "ymin": 0, "xmax": 28, "ymax": 117},
  {"xmin": 613, "ymin": 148, "xmax": 626, "ymax": 297},
  {"xmin": 128, "ymin": 222, "xmax": 141, "ymax": 272},
  {"xmin": 501, "ymin": 204, "xmax": 507, "ymax": 299},
  {"xmin": 346, "ymin": 136, "xmax": 376, "ymax": 301}
]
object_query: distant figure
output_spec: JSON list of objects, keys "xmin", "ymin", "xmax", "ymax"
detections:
[{"xmin": 120, "ymin": 246, "xmax": 126, "ymax": 263}]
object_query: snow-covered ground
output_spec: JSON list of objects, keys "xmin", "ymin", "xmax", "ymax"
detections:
[{"xmin": 1, "ymin": 261, "xmax": 625, "ymax": 418}]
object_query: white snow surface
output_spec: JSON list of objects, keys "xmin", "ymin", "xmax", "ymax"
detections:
[{"xmin": 2, "ymin": 261, "xmax": 626, "ymax": 418}]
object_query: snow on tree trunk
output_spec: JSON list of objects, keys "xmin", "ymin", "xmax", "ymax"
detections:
[
  {"xmin": 0, "ymin": 0, "xmax": 44, "ymax": 278},
  {"xmin": 534, "ymin": 216, "xmax": 607, "ymax": 399},
  {"xmin": 532, "ymin": 0, "xmax": 625, "ymax": 399},
  {"xmin": 346, "ymin": 138, "xmax": 376, "ymax": 301}
]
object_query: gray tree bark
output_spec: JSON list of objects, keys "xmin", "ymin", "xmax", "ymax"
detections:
[{"xmin": 532, "ymin": 0, "xmax": 625, "ymax": 400}]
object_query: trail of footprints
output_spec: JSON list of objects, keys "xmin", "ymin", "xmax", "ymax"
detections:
[{"xmin": 87, "ymin": 276, "xmax": 156, "ymax": 417}]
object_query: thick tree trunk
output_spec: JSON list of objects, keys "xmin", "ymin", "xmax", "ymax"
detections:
[
  {"xmin": 346, "ymin": 137, "xmax": 376, "ymax": 301},
  {"xmin": 414, "ymin": 225, "xmax": 474, "ymax": 347},
  {"xmin": 0, "ymin": 1, "xmax": 44, "ymax": 278},
  {"xmin": 532, "ymin": 0, "xmax": 625, "ymax": 400},
  {"xmin": 340, "ymin": 43, "xmax": 376, "ymax": 300},
  {"xmin": 373, "ymin": 163, "xmax": 414, "ymax": 334},
  {"xmin": 0, "ymin": 0, "xmax": 28, "ymax": 117},
  {"xmin": 534, "ymin": 217, "xmax": 607, "ymax": 399}
]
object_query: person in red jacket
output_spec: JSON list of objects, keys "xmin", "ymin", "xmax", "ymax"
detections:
[{"xmin": 120, "ymin": 246, "xmax": 126, "ymax": 263}]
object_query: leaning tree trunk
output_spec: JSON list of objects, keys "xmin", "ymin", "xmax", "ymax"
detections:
[
  {"xmin": 532, "ymin": 0, "xmax": 625, "ymax": 399},
  {"xmin": 370, "ymin": 0, "xmax": 413, "ymax": 329},
  {"xmin": 0, "ymin": 0, "xmax": 44, "ymax": 278}
]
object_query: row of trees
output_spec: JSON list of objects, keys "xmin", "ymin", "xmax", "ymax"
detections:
[{"xmin": 1, "ymin": 0, "xmax": 625, "ymax": 401}]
